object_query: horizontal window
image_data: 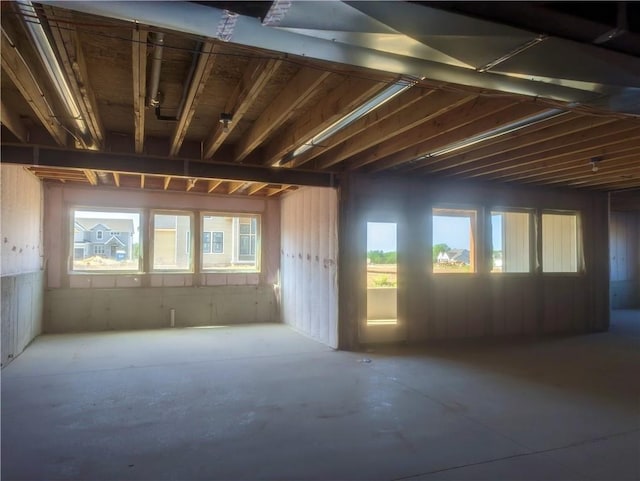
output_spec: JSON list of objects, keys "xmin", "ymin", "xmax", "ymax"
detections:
[
  {"xmin": 491, "ymin": 211, "xmax": 531, "ymax": 273},
  {"xmin": 152, "ymin": 212, "xmax": 193, "ymax": 272},
  {"xmin": 71, "ymin": 209, "xmax": 141, "ymax": 272},
  {"xmin": 542, "ymin": 212, "xmax": 580, "ymax": 273},
  {"xmin": 432, "ymin": 208, "xmax": 477, "ymax": 273},
  {"xmin": 202, "ymin": 214, "xmax": 260, "ymax": 272}
]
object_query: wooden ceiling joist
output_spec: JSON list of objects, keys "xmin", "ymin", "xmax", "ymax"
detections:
[
  {"xmin": 208, "ymin": 179, "xmax": 223, "ymax": 193},
  {"xmin": 164, "ymin": 176, "xmax": 171, "ymax": 190},
  {"xmin": 266, "ymin": 184, "xmax": 291, "ymax": 196},
  {"xmin": 1, "ymin": 99, "xmax": 27, "ymax": 142},
  {"xmin": 1, "ymin": 29, "xmax": 67, "ymax": 146},
  {"xmin": 246, "ymin": 182, "xmax": 268, "ymax": 195},
  {"xmin": 112, "ymin": 172, "xmax": 120, "ymax": 187},
  {"xmin": 132, "ymin": 28, "xmax": 147, "ymax": 154},
  {"xmin": 170, "ymin": 41, "xmax": 219, "ymax": 156},
  {"xmin": 263, "ymin": 76, "xmax": 389, "ymax": 167},
  {"xmin": 204, "ymin": 58, "xmax": 282, "ymax": 159},
  {"xmin": 186, "ymin": 178, "xmax": 197, "ymax": 192},
  {"xmin": 140, "ymin": 174, "xmax": 145, "ymax": 189},
  {"xmin": 235, "ymin": 67, "xmax": 331, "ymax": 163},
  {"xmin": 83, "ymin": 169, "xmax": 98, "ymax": 185},
  {"xmin": 43, "ymin": 6, "xmax": 104, "ymax": 149},
  {"xmin": 227, "ymin": 181, "xmax": 246, "ymax": 195}
]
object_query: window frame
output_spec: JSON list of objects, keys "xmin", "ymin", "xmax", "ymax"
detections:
[
  {"xmin": 200, "ymin": 212, "xmax": 261, "ymax": 273},
  {"xmin": 489, "ymin": 207, "xmax": 534, "ymax": 275},
  {"xmin": 431, "ymin": 206, "xmax": 479, "ymax": 275},
  {"xmin": 150, "ymin": 210, "xmax": 194, "ymax": 273},
  {"xmin": 69, "ymin": 206, "xmax": 143, "ymax": 274},
  {"xmin": 540, "ymin": 210, "xmax": 584, "ymax": 275}
]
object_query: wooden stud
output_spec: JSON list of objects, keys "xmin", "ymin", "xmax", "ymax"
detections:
[
  {"xmin": 170, "ymin": 41, "xmax": 219, "ymax": 156},
  {"xmin": 204, "ymin": 58, "xmax": 282, "ymax": 159},
  {"xmin": 1, "ymin": 28, "xmax": 67, "ymax": 145},
  {"xmin": 132, "ymin": 28, "xmax": 147, "ymax": 154}
]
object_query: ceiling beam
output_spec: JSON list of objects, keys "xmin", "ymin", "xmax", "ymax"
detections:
[
  {"xmin": 113, "ymin": 172, "xmax": 120, "ymax": 187},
  {"xmin": 140, "ymin": 174, "xmax": 145, "ymax": 189},
  {"xmin": 1, "ymin": 28, "xmax": 67, "ymax": 146},
  {"xmin": 227, "ymin": 181, "xmax": 245, "ymax": 195},
  {"xmin": 246, "ymin": 182, "xmax": 268, "ymax": 195},
  {"xmin": 43, "ymin": 5, "xmax": 104, "ymax": 149},
  {"xmin": 208, "ymin": 179, "xmax": 223, "ymax": 193},
  {"xmin": 290, "ymin": 86, "xmax": 433, "ymax": 169},
  {"xmin": 235, "ymin": 67, "xmax": 331, "ymax": 163},
  {"xmin": 1, "ymin": 144, "xmax": 336, "ymax": 188},
  {"xmin": 83, "ymin": 169, "xmax": 98, "ymax": 185},
  {"xmin": 266, "ymin": 185, "xmax": 291, "ymax": 197},
  {"xmin": 132, "ymin": 28, "xmax": 147, "ymax": 154},
  {"xmin": 204, "ymin": 58, "xmax": 282, "ymax": 159},
  {"xmin": 163, "ymin": 176, "xmax": 171, "ymax": 190},
  {"xmin": 0, "ymin": 100, "xmax": 27, "ymax": 142},
  {"xmin": 186, "ymin": 178, "xmax": 197, "ymax": 192},
  {"xmin": 263, "ymin": 76, "xmax": 388, "ymax": 166},
  {"xmin": 169, "ymin": 41, "xmax": 220, "ymax": 156}
]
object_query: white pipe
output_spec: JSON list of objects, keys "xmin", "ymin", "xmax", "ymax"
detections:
[{"xmin": 147, "ymin": 32, "xmax": 165, "ymax": 108}]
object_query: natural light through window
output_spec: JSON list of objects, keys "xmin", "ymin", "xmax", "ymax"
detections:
[
  {"xmin": 432, "ymin": 208, "xmax": 476, "ymax": 273},
  {"xmin": 72, "ymin": 209, "xmax": 141, "ymax": 272},
  {"xmin": 367, "ymin": 221, "xmax": 397, "ymax": 325},
  {"xmin": 491, "ymin": 211, "xmax": 531, "ymax": 273},
  {"xmin": 152, "ymin": 212, "xmax": 193, "ymax": 271},
  {"xmin": 542, "ymin": 212, "xmax": 580, "ymax": 273},
  {"xmin": 201, "ymin": 214, "xmax": 260, "ymax": 272}
]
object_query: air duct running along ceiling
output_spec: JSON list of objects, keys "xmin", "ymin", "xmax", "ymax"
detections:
[{"xmin": 39, "ymin": 0, "xmax": 640, "ymax": 116}]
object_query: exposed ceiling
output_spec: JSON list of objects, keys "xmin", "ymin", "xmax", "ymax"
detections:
[{"xmin": 1, "ymin": 1, "xmax": 639, "ymax": 194}]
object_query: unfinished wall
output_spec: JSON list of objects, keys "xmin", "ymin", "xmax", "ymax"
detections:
[
  {"xmin": 43, "ymin": 184, "xmax": 280, "ymax": 332},
  {"xmin": 1, "ymin": 165, "xmax": 44, "ymax": 366},
  {"xmin": 610, "ymin": 210, "xmax": 640, "ymax": 309},
  {"xmin": 280, "ymin": 187, "xmax": 338, "ymax": 348},
  {"xmin": 339, "ymin": 174, "xmax": 610, "ymax": 348}
]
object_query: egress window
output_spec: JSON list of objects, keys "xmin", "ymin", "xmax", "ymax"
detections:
[
  {"xmin": 72, "ymin": 209, "xmax": 141, "ymax": 272},
  {"xmin": 542, "ymin": 212, "xmax": 580, "ymax": 273},
  {"xmin": 202, "ymin": 213, "xmax": 260, "ymax": 272},
  {"xmin": 152, "ymin": 212, "xmax": 193, "ymax": 271},
  {"xmin": 491, "ymin": 211, "xmax": 531, "ymax": 273},
  {"xmin": 432, "ymin": 208, "xmax": 477, "ymax": 273}
]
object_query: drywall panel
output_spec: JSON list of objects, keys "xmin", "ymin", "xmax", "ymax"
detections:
[
  {"xmin": 280, "ymin": 187, "xmax": 338, "ymax": 348},
  {"xmin": 44, "ymin": 285, "xmax": 277, "ymax": 332},
  {"xmin": 1, "ymin": 165, "xmax": 44, "ymax": 366},
  {"xmin": 610, "ymin": 211, "xmax": 640, "ymax": 308}
]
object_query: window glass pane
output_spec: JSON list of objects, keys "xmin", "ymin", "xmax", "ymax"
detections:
[
  {"xmin": 72, "ymin": 210, "xmax": 140, "ymax": 271},
  {"xmin": 432, "ymin": 208, "xmax": 476, "ymax": 273},
  {"xmin": 367, "ymin": 222, "xmax": 397, "ymax": 325},
  {"xmin": 542, "ymin": 213, "xmax": 579, "ymax": 273},
  {"xmin": 202, "ymin": 214, "xmax": 260, "ymax": 271},
  {"xmin": 491, "ymin": 211, "xmax": 531, "ymax": 273},
  {"xmin": 153, "ymin": 213, "xmax": 192, "ymax": 271}
]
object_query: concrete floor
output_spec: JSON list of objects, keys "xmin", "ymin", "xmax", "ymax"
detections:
[{"xmin": 2, "ymin": 311, "xmax": 639, "ymax": 481}]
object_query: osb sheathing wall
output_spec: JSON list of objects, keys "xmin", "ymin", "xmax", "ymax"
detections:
[
  {"xmin": 338, "ymin": 174, "xmax": 610, "ymax": 349},
  {"xmin": 280, "ymin": 187, "xmax": 339, "ymax": 348},
  {"xmin": 1, "ymin": 166, "xmax": 44, "ymax": 366},
  {"xmin": 43, "ymin": 183, "xmax": 280, "ymax": 332}
]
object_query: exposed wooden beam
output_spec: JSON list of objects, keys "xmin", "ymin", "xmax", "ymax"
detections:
[
  {"xmin": 368, "ymin": 103, "xmax": 565, "ymax": 173},
  {"xmin": 169, "ymin": 41, "xmax": 219, "ymax": 156},
  {"xmin": 204, "ymin": 58, "xmax": 282, "ymax": 159},
  {"xmin": 1, "ymin": 144, "xmax": 335, "ymax": 188},
  {"xmin": 418, "ymin": 116, "xmax": 616, "ymax": 175},
  {"xmin": 113, "ymin": 172, "xmax": 120, "ymax": 187},
  {"xmin": 44, "ymin": 6, "xmax": 104, "ymax": 149},
  {"xmin": 440, "ymin": 120, "xmax": 632, "ymax": 178},
  {"xmin": 83, "ymin": 169, "xmax": 98, "ymax": 185},
  {"xmin": 132, "ymin": 28, "xmax": 147, "ymax": 154},
  {"xmin": 1, "ymin": 28, "xmax": 67, "ymax": 145},
  {"xmin": 290, "ymin": 86, "xmax": 433, "ymax": 169},
  {"xmin": 186, "ymin": 178, "xmax": 197, "ymax": 192},
  {"xmin": 208, "ymin": 179, "xmax": 223, "ymax": 193},
  {"xmin": 266, "ymin": 184, "xmax": 291, "ymax": 196},
  {"xmin": 263, "ymin": 76, "xmax": 388, "ymax": 166},
  {"xmin": 140, "ymin": 174, "xmax": 145, "ymax": 189},
  {"xmin": 235, "ymin": 68, "xmax": 331, "ymax": 163},
  {"xmin": 227, "ymin": 181, "xmax": 246, "ymax": 195},
  {"xmin": 247, "ymin": 182, "xmax": 268, "ymax": 195},
  {"xmin": 164, "ymin": 176, "xmax": 171, "ymax": 190},
  {"xmin": 0, "ymin": 100, "xmax": 27, "ymax": 142}
]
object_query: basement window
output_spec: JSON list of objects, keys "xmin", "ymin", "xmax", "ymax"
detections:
[
  {"xmin": 542, "ymin": 212, "xmax": 581, "ymax": 273},
  {"xmin": 201, "ymin": 213, "xmax": 260, "ymax": 272},
  {"xmin": 432, "ymin": 208, "xmax": 477, "ymax": 273},
  {"xmin": 71, "ymin": 209, "xmax": 141, "ymax": 272},
  {"xmin": 491, "ymin": 210, "xmax": 532, "ymax": 273},
  {"xmin": 151, "ymin": 212, "xmax": 193, "ymax": 272}
]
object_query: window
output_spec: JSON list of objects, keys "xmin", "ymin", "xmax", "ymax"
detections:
[
  {"xmin": 71, "ymin": 209, "xmax": 141, "ymax": 272},
  {"xmin": 152, "ymin": 212, "xmax": 193, "ymax": 271},
  {"xmin": 202, "ymin": 214, "xmax": 260, "ymax": 271},
  {"xmin": 432, "ymin": 208, "xmax": 477, "ymax": 273},
  {"xmin": 542, "ymin": 212, "xmax": 580, "ymax": 273},
  {"xmin": 491, "ymin": 211, "xmax": 531, "ymax": 273},
  {"xmin": 367, "ymin": 222, "xmax": 397, "ymax": 325}
]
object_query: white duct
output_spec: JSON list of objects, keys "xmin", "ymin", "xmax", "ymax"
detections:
[{"xmin": 147, "ymin": 32, "xmax": 164, "ymax": 108}]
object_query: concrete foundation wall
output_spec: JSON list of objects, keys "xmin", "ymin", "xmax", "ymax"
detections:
[
  {"xmin": 1, "ymin": 165, "xmax": 44, "ymax": 366},
  {"xmin": 280, "ymin": 187, "xmax": 338, "ymax": 348},
  {"xmin": 45, "ymin": 285, "xmax": 277, "ymax": 333},
  {"xmin": 610, "ymin": 211, "xmax": 640, "ymax": 309}
]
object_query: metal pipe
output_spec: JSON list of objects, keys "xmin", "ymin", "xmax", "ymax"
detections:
[{"xmin": 147, "ymin": 32, "xmax": 165, "ymax": 108}]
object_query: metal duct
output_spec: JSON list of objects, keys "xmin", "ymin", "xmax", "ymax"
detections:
[
  {"xmin": 147, "ymin": 32, "xmax": 164, "ymax": 108},
  {"xmin": 39, "ymin": 1, "xmax": 640, "ymax": 116},
  {"xmin": 16, "ymin": 1, "xmax": 89, "ymax": 143}
]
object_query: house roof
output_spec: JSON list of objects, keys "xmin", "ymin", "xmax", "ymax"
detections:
[
  {"xmin": 1, "ymin": 1, "xmax": 638, "ymax": 193},
  {"xmin": 75, "ymin": 218, "xmax": 134, "ymax": 233}
]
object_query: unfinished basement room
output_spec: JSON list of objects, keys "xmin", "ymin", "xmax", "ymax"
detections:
[{"xmin": 1, "ymin": 1, "xmax": 639, "ymax": 480}]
